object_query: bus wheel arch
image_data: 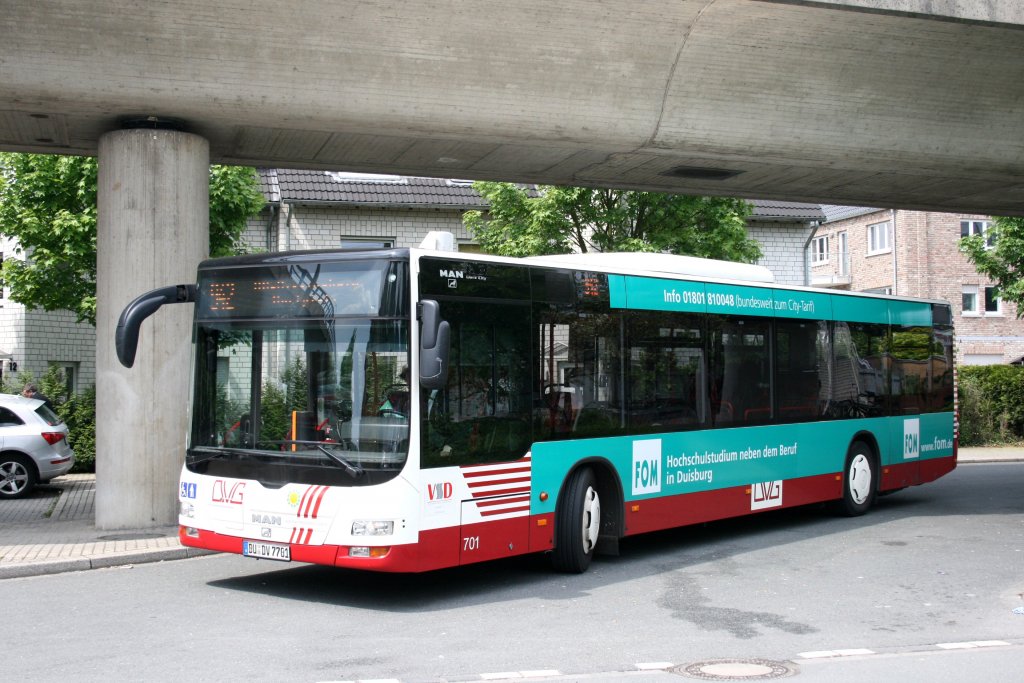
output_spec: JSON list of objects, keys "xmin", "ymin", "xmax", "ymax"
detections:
[
  {"xmin": 837, "ymin": 436, "xmax": 879, "ymax": 517},
  {"xmin": 551, "ymin": 459, "xmax": 623, "ymax": 573}
]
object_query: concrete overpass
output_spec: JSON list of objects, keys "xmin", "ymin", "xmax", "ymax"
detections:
[
  {"xmin": 1, "ymin": 0, "xmax": 1022, "ymax": 528},
  {"xmin": 3, "ymin": 0, "xmax": 1024, "ymax": 214}
]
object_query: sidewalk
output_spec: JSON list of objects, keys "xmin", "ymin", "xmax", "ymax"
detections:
[
  {"xmin": 2, "ymin": 447, "xmax": 1021, "ymax": 580},
  {"xmin": 0, "ymin": 474, "xmax": 213, "ymax": 580}
]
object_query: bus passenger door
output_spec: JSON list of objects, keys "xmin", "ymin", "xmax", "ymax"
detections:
[{"xmin": 417, "ymin": 296, "xmax": 534, "ymax": 566}]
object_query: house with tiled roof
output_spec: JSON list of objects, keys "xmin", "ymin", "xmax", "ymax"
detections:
[
  {"xmin": 244, "ymin": 169, "xmax": 824, "ymax": 286},
  {"xmin": 810, "ymin": 206, "xmax": 1024, "ymax": 365}
]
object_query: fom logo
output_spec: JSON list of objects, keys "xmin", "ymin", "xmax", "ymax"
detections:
[
  {"xmin": 903, "ymin": 418, "xmax": 920, "ymax": 460},
  {"xmin": 212, "ymin": 480, "xmax": 245, "ymax": 505}
]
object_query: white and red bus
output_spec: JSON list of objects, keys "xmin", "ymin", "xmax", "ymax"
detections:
[{"xmin": 117, "ymin": 235, "xmax": 956, "ymax": 572}]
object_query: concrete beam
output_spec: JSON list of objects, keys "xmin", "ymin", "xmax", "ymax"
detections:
[{"xmin": 762, "ymin": 1, "xmax": 1024, "ymax": 27}]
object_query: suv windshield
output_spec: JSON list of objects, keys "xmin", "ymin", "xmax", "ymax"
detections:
[{"xmin": 187, "ymin": 257, "xmax": 410, "ymax": 487}]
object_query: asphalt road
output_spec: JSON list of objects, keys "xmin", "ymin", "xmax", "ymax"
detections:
[{"xmin": 3, "ymin": 462, "xmax": 1022, "ymax": 682}]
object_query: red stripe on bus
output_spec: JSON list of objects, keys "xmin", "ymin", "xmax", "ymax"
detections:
[
  {"xmin": 467, "ymin": 476, "xmax": 531, "ymax": 488},
  {"xmin": 470, "ymin": 486, "xmax": 531, "ymax": 498},
  {"xmin": 311, "ymin": 486, "xmax": 328, "ymax": 518},
  {"xmin": 479, "ymin": 506, "xmax": 530, "ymax": 517},
  {"xmin": 461, "ymin": 466, "xmax": 531, "ymax": 478},
  {"xmin": 475, "ymin": 495, "xmax": 531, "ymax": 507}
]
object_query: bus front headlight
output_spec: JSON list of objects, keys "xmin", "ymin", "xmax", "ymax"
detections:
[{"xmin": 351, "ymin": 520, "xmax": 394, "ymax": 536}]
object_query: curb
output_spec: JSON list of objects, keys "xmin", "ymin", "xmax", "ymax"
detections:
[{"xmin": 0, "ymin": 547, "xmax": 219, "ymax": 580}]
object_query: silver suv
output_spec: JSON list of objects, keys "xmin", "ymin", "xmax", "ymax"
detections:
[{"xmin": 0, "ymin": 394, "xmax": 75, "ymax": 499}]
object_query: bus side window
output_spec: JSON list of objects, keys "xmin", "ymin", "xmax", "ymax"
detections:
[{"xmin": 535, "ymin": 312, "xmax": 623, "ymax": 440}]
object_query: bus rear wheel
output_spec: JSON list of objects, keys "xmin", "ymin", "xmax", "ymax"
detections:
[
  {"xmin": 552, "ymin": 467, "xmax": 601, "ymax": 573},
  {"xmin": 837, "ymin": 441, "xmax": 876, "ymax": 517}
]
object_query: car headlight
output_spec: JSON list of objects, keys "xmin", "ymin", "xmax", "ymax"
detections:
[{"xmin": 351, "ymin": 520, "xmax": 394, "ymax": 536}]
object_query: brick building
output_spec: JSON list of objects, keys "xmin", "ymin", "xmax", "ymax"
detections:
[
  {"xmin": 810, "ymin": 206, "xmax": 1024, "ymax": 365},
  {"xmin": 246, "ymin": 169, "xmax": 823, "ymax": 286}
]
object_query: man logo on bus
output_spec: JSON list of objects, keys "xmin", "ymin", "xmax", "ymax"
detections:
[
  {"xmin": 632, "ymin": 439, "xmax": 661, "ymax": 495},
  {"xmin": 903, "ymin": 418, "xmax": 920, "ymax": 459}
]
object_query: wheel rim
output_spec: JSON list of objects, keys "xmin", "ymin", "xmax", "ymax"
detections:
[
  {"xmin": 581, "ymin": 485, "xmax": 601, "ymax": 553},
  {"xmin": 848, "ymin": 453, "xmax": 872, "ymax": 505},
  {"xmin": 0, "ymin": 461, "xmax": 29, "ymax": 495}
]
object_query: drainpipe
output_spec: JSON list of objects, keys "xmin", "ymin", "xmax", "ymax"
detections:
[
  {"xmin": 891, "ymin": 209, "xmax": 898, "ymax": 295},
  {"xmin": 802, "ymin": 220, "xmax": 820, "ymax": 286}
]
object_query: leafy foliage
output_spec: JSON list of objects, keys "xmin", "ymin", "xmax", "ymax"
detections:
[
  {"xmin": 959, "ymin": 216, "xmax": 1024, "ymax": 317},
  {"xmin": 0, "ymin": 153, "xmax": 265, "ymax": 324},
  {"xmin": 957, "ymin": 364, "xmax": 1024, "ymax": 446},
  {"xmin": 463, "ymin": 182, "xmax": 761, "ymax": 262},
  {"xmin": 0, "ymin": 154, "xmax": 98, "ymax": 324}
]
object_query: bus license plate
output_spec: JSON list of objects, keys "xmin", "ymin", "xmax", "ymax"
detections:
[{"xmin": 243, "ymin": 540, "xmax": 291, "ymax": 562}]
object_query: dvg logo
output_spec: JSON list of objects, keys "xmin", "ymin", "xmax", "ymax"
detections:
[
  {"xmin": 903, "ymin": 418, "xmax": 920, "ymax": 460},
  {"xmin": 632, "ymin": 439, "xmax": 662, "ymax": 495}
]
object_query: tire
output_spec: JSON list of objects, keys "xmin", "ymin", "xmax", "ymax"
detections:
[
  {"xmin": 552, "ymin": 467, "xmax": 601, "ymax": 573},
  {"xmin": 837, "ymin": 441, "xmax": 876, "ymax": 517},
  {"xmin": 0, "ymin": 453, "xmax": 38, "ymax": 499}
]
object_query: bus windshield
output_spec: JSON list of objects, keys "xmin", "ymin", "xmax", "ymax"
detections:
[{"xmin": 186, "ymin": 257, "xmax": 410, "ymax": 486}]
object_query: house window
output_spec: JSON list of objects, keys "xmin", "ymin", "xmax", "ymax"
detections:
[
  {"xmin": 961, "ymin": 220, "xmax": 993, "ymax": 247},
  {"xmin": 811, "ymin": 235, "xmax": 829, "ymax": 264},
  {"xmin": 962, "ymin": 285, "xmax": 978, "ymax": 315},
  {"xmin": 984, "ymin": 286, "xmax": 1001, "ymax": 315},
  {"xmin": 50, "ymin": 362, "xmax": 77, "ymax": 396},
  {"xmin": 340, "ymin": 238, "xmax": 394, "ymax": 250},
  {"xmin": 867, "ymin": 221, "xmax": 891, "ymax": 255}
]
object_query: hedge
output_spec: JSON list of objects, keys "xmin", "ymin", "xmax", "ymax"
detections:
[{"xmin": 957, "ymin": 364, "xmax": 1024, "ymax": 446}]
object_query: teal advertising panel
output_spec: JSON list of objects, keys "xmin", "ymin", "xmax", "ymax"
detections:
[
  {"xmin": 889, "ymin": 300, "xmax": 933, "ymax": 327},
  {"xmin": 771, "ymin": 289, "xmax": 833, "ymax": 320},
  {"xmin": 530, "ymin": 414, "xmax": 953, "ymax": 515},
  {"xmin": 829, "ymin": 293, "xmax": 890, "ymax": 325},
  {"xmin": 704, "ymin": 282, "xmax": 775, "ymax": 317},
  {"xmin": 608, "ymin": 274, "xmax": 707, "ymax": 313}
]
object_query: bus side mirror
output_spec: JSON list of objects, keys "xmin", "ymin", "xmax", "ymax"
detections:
[
  {"xmin": 418, "ymin": 299, "xmax": 450, "ymax": 391},
  {"xmin": 115, "ymin": 284, "xmax": 197, "ymax": 368}
]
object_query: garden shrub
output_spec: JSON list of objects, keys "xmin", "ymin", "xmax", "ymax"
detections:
[{"xmin": 957, "ymin": 365, "xmax": 1024, "ymax": 445}]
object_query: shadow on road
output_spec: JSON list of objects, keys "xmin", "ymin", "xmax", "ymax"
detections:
[{"xmin": 207, "ymin": 462, "xmax": 1022, "ymax": 611}]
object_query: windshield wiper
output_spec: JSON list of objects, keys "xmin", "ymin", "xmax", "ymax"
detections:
[
  {"xmin": 314, "ymin": 443, "xmax": 365, "ymax": 479},
  {"xmin": 278, "ymin": 440, "xmax": 365, "ymax": 479},
  {"xmin": 188, "ymin": 445, "xmax": 255, "ymax": 465}
]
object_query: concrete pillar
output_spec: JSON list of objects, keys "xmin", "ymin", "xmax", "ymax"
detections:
[{"xmin": 95, "ymin": 128, "xmax": 208, "ymax": 529}]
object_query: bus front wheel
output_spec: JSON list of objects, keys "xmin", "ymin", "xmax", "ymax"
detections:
[
  {"xmin": 552, "ymin": 467, "xmax": 601, "ymax": 573},
  {"xmin": 837, "ymin": 441, "xmax": 876, "ymax": 517}
]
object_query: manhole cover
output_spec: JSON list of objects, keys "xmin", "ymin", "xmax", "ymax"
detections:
[
  {"xmin": 674, "ymin": 659, "xmax": 797, "ymax": 680},
  {"xmin": 96, "ymin": 533, "xmax": 166, "ymax": 541}
]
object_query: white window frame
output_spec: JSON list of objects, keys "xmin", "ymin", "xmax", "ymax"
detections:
[
  {"xmin": 811, "ymin": 235, "xmax": 829, "ymax": 265},
  {"xmin": 867, "ymin": 221, "xmax": 892, "ymax": 255},
  {"xmin": 837, "ymin": 231, "xmax": 849, "ymax": 276},
  {"xmin": 962, "ymin": 285, "xmax": 979, "ymax": 316},
  {"xmin": 961, "ymin": 220, "xmax": 993, "ymax": 248}
]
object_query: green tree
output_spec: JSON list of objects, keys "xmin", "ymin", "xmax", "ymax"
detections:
[
  {"xmin": 0, "ymin": 153, "xmax": 265, "ymax": 325},
  {"xmin": 463, "ymin": 182, "xmax": 761, "ymax": 261},
  {"xmin": 959, "ymin": 216, "xmax": 1024, "ymax": 316}
]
